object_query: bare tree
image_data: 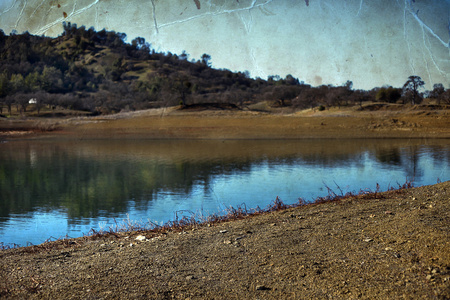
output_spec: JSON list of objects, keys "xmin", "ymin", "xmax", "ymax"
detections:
[
  {"xmin": 167, "ymin": 74, "xmax": 193, "ymax": 106},
  {"xmin": 429, "ymin": 83, "xmax": 445, "ymax": 104},
  {"xmin": 271, "ymin": 86, "xmax": 299, "ymax": 107},
  {"xmin": 34, "ymin": 91, "xmax": 48, "ymax": 116},
  {"xmin": 403, "ymin": 76, "xmax": 425, "ymax": 105},
  {"xmin": 4, "ymin": 95, "xmax": 14, "ymax": 115},
  {"xmin": 14, "ymin": 94, "xmax": 30, "ymax": 115},
  {"xmin": 441, "ymin": 89, "xmax": 450, "ymax": 104}
]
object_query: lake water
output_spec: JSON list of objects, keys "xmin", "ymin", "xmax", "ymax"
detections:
[{"xmin": 0, "ymin": 139, "xmax": 448, "ymax": 247}]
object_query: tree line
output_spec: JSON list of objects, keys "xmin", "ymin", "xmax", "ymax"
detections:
[{"xmin": 0, "ymin": 24, "xmax": 449, "ymax": 116}]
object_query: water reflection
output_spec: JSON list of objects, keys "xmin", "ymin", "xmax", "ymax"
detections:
[
  {"xmin": 375, "ymin": 148, "xmax": 402, "ymax": 165},
  {"xmin": 0, "ymin": 139, "xmax": 448, "ymax": 246}
]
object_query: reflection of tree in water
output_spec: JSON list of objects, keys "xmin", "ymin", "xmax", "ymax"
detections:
[
  {"xmin": 0, "ymin": 147, "xmax": 254, "ymax": 224},
  {"xmin": 0, "ymin": 141, "xmax": 448, "ymax": 226},
  {"xmin": 289, "ymin": 153, "xmax": 364, "ymax": 168},
  {"xmin": 428, "ymin": 146, "xmax": 450, "ymax": 170},
  {"xmin": 375, "ymin": 148, "xmax": 402, "ymax": 166},
  {"xmin": 403, "ymin": 146, "xmax": 423, "ymax": 181},
  {"xmin": 372, "ymin": 145, "xmax": 444, "ymax": 182}
]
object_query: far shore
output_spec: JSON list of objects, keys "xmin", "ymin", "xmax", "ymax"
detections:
[{"xmin": 1, "ymin": 104, "xmax": 450, "ymax": 140}]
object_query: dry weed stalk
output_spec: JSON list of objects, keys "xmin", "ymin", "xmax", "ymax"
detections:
[{"xmin": 0, "ymin": 180, "xmax": 416, "ymax": 251}]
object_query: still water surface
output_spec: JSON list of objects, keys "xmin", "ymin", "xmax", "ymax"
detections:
[{"xmin": 0, "ymin": 139, "xmax": 448, "ymax": 247}]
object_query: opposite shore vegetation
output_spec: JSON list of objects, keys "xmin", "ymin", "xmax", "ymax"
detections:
[{"xmin": 0, "ymin": 23, "xmax": 449, "ymax": 119}]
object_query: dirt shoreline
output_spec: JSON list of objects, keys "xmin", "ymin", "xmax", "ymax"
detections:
[
  {"xmin": 1, "ymin": 182, "xmax": 449, "ymax": 299},
  {"xmin": 1, "ymin": 105, "xmax": 450, "ymax": 140}
]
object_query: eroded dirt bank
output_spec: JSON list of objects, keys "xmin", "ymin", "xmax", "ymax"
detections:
[
  {"xmin": 1, "ymin": 182, "xmax": 449, "ymax": 299},
  {"xmin": 1, "ymin": 105, "xmax": 450, "ymax": 140},
  {"xmin": 52, "ymin": 107, "xmax": 450, "ymax": 140}
]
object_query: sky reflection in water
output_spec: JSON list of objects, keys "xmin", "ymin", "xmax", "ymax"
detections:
[{"xmin": 0, "ymin": 139, "xmax": 448, "ymax": 246}]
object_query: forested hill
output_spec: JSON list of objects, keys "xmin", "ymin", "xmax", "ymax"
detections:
[{"xmin": 0, "ymin": 23, "xmax": 448, "ymax": 116}]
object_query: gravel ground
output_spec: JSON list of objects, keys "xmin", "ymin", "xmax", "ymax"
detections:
[{"xmin": 1, "ymin": 181, "xmax": 449, "ymax": 299}]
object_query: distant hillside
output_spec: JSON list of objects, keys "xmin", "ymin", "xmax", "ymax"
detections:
[{"xmin": 0, "ymin": 23, "xmax": 448, "ymax": 117}]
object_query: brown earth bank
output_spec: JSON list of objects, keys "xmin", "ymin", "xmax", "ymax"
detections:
[
  {"xmin": 1, "ymin": 182, "xmax": 449, "ymax": 299},
  {"xmin": 0, "ymin": 104, "xmax": 449, "ymax": 140}
]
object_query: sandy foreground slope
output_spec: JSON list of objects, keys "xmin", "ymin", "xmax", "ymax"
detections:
[{"xmin": 0, "ymin": 182, "xmax": 449, "ymax": 299}]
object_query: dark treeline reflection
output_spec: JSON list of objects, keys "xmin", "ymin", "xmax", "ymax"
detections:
[
  {"xmin": 0, "ymin": 139, "xmax": 448, "ymax": 224},
  {"xmin": 0, "ymin": 148, "xmax": 252, "ymax": 223}
]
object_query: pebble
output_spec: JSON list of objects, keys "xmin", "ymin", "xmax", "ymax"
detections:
[
  {"xmin": 363, "ymin": 238, "xmax": 373, "ymax": 242},
  {"xmin": 219, "ymin": 230, "xmax": 228, "ymax": 234},
  {"xmin": 186, "ymin": 275, "xmax": 195, "ymax": 280},
  {"xmin": 135, "ymin": 235, "xmax": 147, "ymax": 241}
]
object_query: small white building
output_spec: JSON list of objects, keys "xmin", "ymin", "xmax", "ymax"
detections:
[{"xmin": 29, "ymin": 98, "xmax": 37, "ymax": 104}]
